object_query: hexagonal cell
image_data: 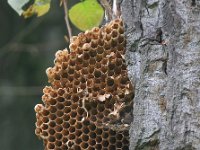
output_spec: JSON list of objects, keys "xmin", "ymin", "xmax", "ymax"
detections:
[
  {"xmin": 47, "ymin": 142, "xmax": 55, "ymax": 149},
  {"xmin": 95, "ymin": 143, "xmax": 102, "ymax": 149},
  {"xmin": 80, "ymin": 142, "xmax": 89, "ymax": 149}
]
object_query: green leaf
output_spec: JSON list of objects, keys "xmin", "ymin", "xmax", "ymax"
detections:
[
  {"xmin": 22, "ymin": 0, "xmax": 51, "ymax": 18},
  {"xmin": 8, "ymin": 0, "xmax": 30, "ymax": 15},
  {"xmin": 69, "ymin": 0, "xmax": 104, "ymax": 31}
]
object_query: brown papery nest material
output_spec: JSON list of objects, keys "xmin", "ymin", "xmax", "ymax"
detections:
[{"xmin": 35, "ymin": 18, "xmax": 134, "ymax": 150}]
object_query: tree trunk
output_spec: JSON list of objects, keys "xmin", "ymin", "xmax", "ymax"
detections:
[{"xmin": 121, "ymin": 0, "xmax": 200, "ymax": 149}]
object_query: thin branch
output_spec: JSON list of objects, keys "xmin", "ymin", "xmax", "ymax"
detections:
[
  {"xmin": 100, "ymin": 0, "xmax": 113, "ymax": 21},
  {"xmin": 63, "ymin": 0, "xmax": 72, "ymax": 40},
  {"xmin": 112, "ymin": 0, "xmax": 121, "ymax": 18}
]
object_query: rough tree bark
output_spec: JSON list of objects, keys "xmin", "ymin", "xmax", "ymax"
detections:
[{"xmin": 121, "ymin": 0, "xmax": 200, "ymax": 149}]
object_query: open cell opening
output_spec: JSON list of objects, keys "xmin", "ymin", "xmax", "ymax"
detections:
[
  {"xmin": 116, "ymin": 141, "xmax": 123, "ymax": 148},
  {"xmin": 76, "ymin": 122, "xmax": 82, "ymax": 129},
  {"xmin": 102, "ymin": 140, "xmax": 109, "ymax": 147},
  {"xmin": 49, "ymin": 99, "xmax": 57, "ymax": 105},
  {"xmin": 55, "ymin": 118, "xmax": 63, "ymax": 125},
  {"xmin": 64, "ymin": 100, "xmax": 71, "ymax": 106},
  {"xmin": 89, "ymin": 139, "xmax": 96, "ymax": 146},
  {"xmin": 102, "ymin": 132, "xmax": 109, "ymax": 139},
  {"xmin": 57, "ymin": 103, "xmax": 64, "ymax": 110},
  {"xmin": 42, "ymin": 117, "xmax": 49, "ymax": 124},
  {"xmin": 89, "ymin": 124, "xmax": 96, "ymax": 131},
  {"xmin": 94, "ymin": 70, "xmax": 101, "ymax": 78},
  {"xmin": 55, "ymin": 140, "xmax": 62, "ymax": 147},
  {"xmin": 116, "ymin": 134, "xmax": 123, "ymax": 140},
  {"xmin": 42, "ymin": 109, "xmax": 49, "ymax": 116},
  {"xmin": 122, "ymin": 145, "xmax": 129, "ymax": 150},
  {"xmin": 70, "ymin": 111, "xmax": 77, "ymax": 118},
  {"xmin": 81, "ymin": 142, "xmax": 89, "ymax": 149},
  {"xmin": 62, "ymin": 130, "xmax": 69, "ymax": 136},
  {"xmin": 82, "ymin": 134, "xmax": 89, "ymax": 142},
  {"xmin": 56, "ymin": 111, "xmax": 64, "ymax": 117},
  {"xmin": 49, "ymin": 128, "xmax": 55, "ymax": 135},
  {"xmin": 71, "ymin": 103, "xmax": 78, "ymax": 110},
  {"xmin": 42, "ymin": 124, "xmax": 48, "ymax": 130},
  {"xmin": 55, "ymin": 133, "xmax": 62, "ymax": 140},
  {"xmin": 75, "ymin": 130, "xmax": 82, "ymax": 137},
  {"xmin": 48, "ymin": 136, "xmax": 55, "ymax": 142},
  {"xmin": 75, "ymin": 138, "xmax": 82, "ymax": 144},
  {"xmin": 89, "ymin": 131, "xmax": 96, "ymax": 139},
  {"xmin": 112, "ymin": 23, "xmax": 119, "ymax": 29},
  {"xmin": 83, "ymin": 120, "xmax": 90, "ymax": 126},
  {"xmin": 109, "ymin": 145, "xmax": 116, "ymax": 150},
  {"xmin": 58, "ymin": 89, "xmax": 65, "ymax": 96},
  {"xmin": 64, "ymin": 107, "xmax": 71, "ymax": 113},
  {"xmin": 69, "ymin": 119, "xmax": 76, "ymax": 125},
  {"xmin": 50, "ymin": 91, "xmax": 57, "ymax": 98},
  {"xmin": 96, "ymin": 128, "xmax": 102, "ymax": 135},
  {"xmin": 118, "ymin": 35, "xmax": 124, "ymax": 44},
  {"xmin": 109, "ymin": 137, "xmax": 116, "ymax": 144},
  {"xmin": 48, "ymin": 143, "xmax": 55, "ymax": 149},
  {"xmin": 55, "ymin": 125, "xmax": 63, "ymax": 132},
  {"xmin": 63, "ymin": 114, "xmax": 70, "ymax": 121},
  {"xmin": 69, "ymin": 133, "xmax": 76, "ymax": 140},
  {"xmin": 90, "ymin": 115, "xmax": 97, "ymax": 122},
  {"xmin": 122, "ymin": 137, "xmax": 129, "ymax": 145},
  {"xmin": 63, "ymin": 122, "xmax": 70, "ymax": 129},
  {"xmin": 49, "ymin": 121, "xmax": 56, "ymax": 128},
  {"xmin": 49, "ymin": 106, "xmax": 57, "ymax": 113},
  {"xmin": 95, "ymin": 144, "xmax": 102, "ymax": 149},
  {"xmin": 42, "ymin": 131, "xmax": 48, "ymax": 137},
  {"xmin": 82, "ymin": 127, "xmax": 90, "ymax": 134},
  {"xmin": 74, "ymin": 145, "xmax": 81, "ymax": 150}
]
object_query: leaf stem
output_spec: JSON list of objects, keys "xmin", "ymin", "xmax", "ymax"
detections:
[{"xmin": 63, "ymin": 0, "xmax": 72, "ymax": 40}]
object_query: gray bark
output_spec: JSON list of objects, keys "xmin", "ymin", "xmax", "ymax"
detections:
[{"xmin": 121, "ymin": 0, "xmax": 200, "ymax": 149}]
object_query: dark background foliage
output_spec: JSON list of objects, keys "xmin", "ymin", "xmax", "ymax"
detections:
[{"xmin": 0, "ymin": 0, "xmax": 79, "ymax": 149}]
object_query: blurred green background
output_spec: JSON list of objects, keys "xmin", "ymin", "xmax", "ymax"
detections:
[{"xmin": 0, "ymin": 0, "xmax": 79, "ymax": 149}]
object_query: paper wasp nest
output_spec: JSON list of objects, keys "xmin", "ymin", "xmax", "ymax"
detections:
[{"xmin": 35, "ymin": 18, "xmax": 134, "ymax": 150}]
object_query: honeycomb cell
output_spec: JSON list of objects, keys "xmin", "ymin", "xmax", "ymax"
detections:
[
  {"xmin": 55, "ymin": 125, "xmax": 63, "ymax": 132},
  {"xmin": 68, "ymin": 133, "xmax": 76, "ymax": 140},
  {"xmin": 48, "ymin": 136, "xmax": 56, "ymax": 142},
  {"xmin": 42, "ymin": 124, "xmax": 48, "ymax": 130},
  {"xmin": 95, "ymin": 144, "xmax": 102, "ymax": 149},
  {"xmin": 35, "ymin": 18, "xmax": 134, "ymax": 150},
  {"xmin": 82, "ymin": 126, "xmax": 90, "ymax": 134},
  {"xmin": 49, "ymin": 121, "xmax": 56, "ymax": 128},
  {"xmin": 47, "ymin": 142, "xmax": 55, "ymax": 149},
  {"xmin": 109, "ymin": 136, "xmax": 116, "ymax": 144},
  {"xmin": 75, "ymin": 129, "xmax": 82, "ymax": 137},
  {"xmin": 69, "ymin": 126, "xmax": 75, "ymax": 133},
  {"xmin": 56, "ymin": 111, "xmax": 64, "ymax": 117},
  {"xmin": 116, "ymin": 141, "xmax": 123, "ymax": 148},
  {"xmin": 74, "ymin": 145, "xmax": 81, "ymax": 150},
  {"xmin": 109, "ymin": 145, "xmax": 116, "ymax": 150},
  {"xmin": 75, "ymin": 138, "xmax": 82, "ymax": 144},
  {"xmin": 49, "ymin": 128, "xmax": 55, "ymax": 135},
  {"xmin": 63, "ymin": 122, "xmax": 70, "ymax": 129},
  {"xmin": 80, "ymin": 142, "xmax": 89, "ymax": 149},
  {"xmin": 102, "ymin": 140, "xmax": 109, "ymax": 147},
  {"xmin": 55, "ymin": 133, "xmax": 62, "ymax": 140},
  {"xmin": 55, "ymin": 140, "xmax": 62, "ymax": 147},
  {"xmin": 62, "ymin": 130, "xmax": 69, "ymax": 136},
  {"xmin": 55, "ymin": 118, "xmax": 63, "ymax": 125},
  {"xmin": 116, "ymin": 133, "xmax": 123, "ymax": 140}
]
